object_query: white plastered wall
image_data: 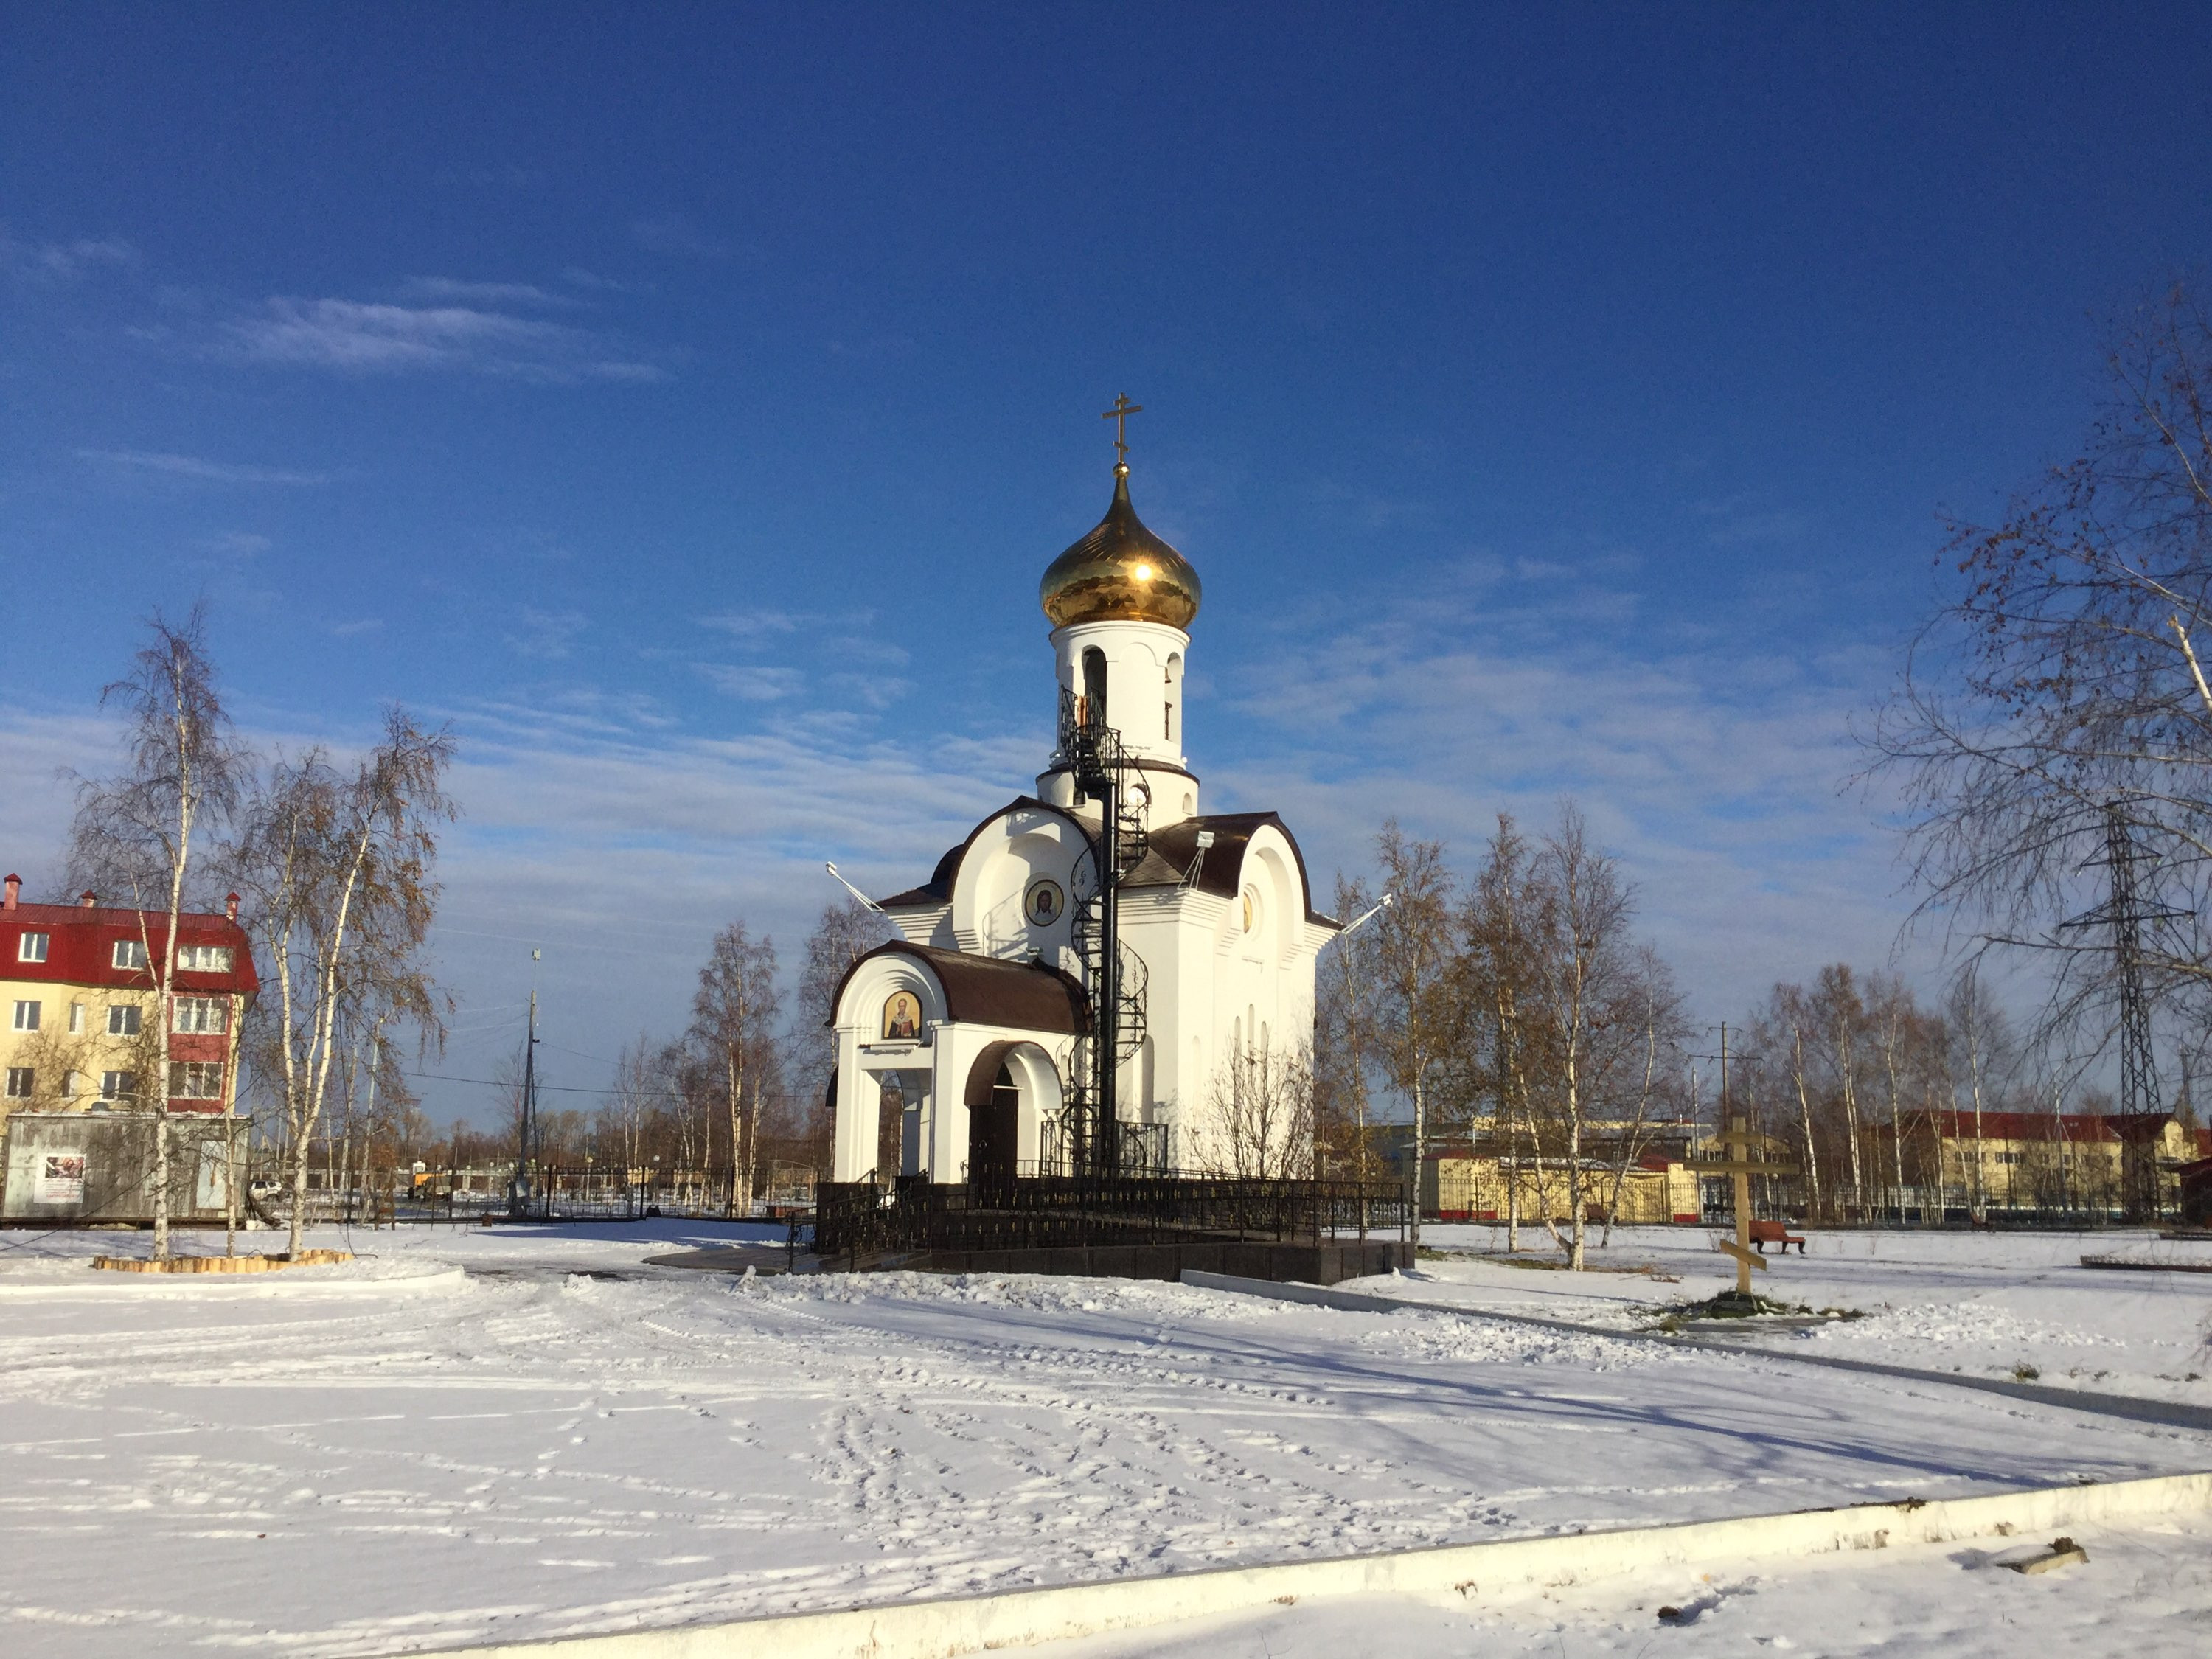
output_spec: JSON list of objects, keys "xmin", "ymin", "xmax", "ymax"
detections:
[
  {"xmin": 1120, "ymin": 824, "xmax": 1328, "ymax": 1169},
  {"xmin": 1034, "ymin": 619, "xmax": 1200, "ymax": 831},
  {"xmin": 948, "ymin": 808, "xmax": 1089, "ymax": 963}
]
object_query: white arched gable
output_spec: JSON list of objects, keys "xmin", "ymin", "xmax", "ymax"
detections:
[
  {"xmin": 950, "ymin": 805, "xmax": 1091, "ymax": 959},
  {"xmin": 1247, "ymin": 836, "xmax": 1304, "ymax": 966},
  {"xmin": 1215, "ymin": 825, "xmax": 1305, "ymax": 960},
  {"xmin": 833, "ymin": 950, "xmax": 948, "ymax": 1043}
]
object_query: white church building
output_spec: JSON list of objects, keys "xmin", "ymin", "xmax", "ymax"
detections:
[{"xmin": 827, "ymin": 439, "xmax": 1339, "ymax": 1186}]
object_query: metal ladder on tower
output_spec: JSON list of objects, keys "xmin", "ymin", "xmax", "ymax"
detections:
[{"xmin": 1054, "ymin": 685, "xmax": 1150, "ymax": 1178}]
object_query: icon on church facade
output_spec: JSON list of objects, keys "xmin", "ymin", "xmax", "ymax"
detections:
[
  {"xmin": 883, "ymin": 992, "xmax": 921, "ymax": 1041},
  {"xmin": 1025, "ymin": 879, "xmax": 1065, "ymax": 926}
]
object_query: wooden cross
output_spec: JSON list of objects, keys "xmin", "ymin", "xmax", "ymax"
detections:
[
  {"xmin": 1684, "ymin": 1116, "xmax": 1798, "ymax": 1295},
  {"xmin": 1102, "ymin": 393, "xmax": 1143, "ymax": 464}
]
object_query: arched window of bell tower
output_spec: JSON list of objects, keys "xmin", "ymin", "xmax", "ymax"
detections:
[
  {"xmin": 1164, "ymin": 652, "xmax": 1183, "ymax": 743},
  {"xmin": 1082, "ymin": 647, "xmax": 1108, "ymax": 727}
]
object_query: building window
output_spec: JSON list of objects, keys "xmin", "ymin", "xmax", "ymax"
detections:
[
  {"xmin": 170, "ymin": 1061, "xmax": 224, "ymax": 1099},
  {"xmin": 69, "ymin": 1003, "xmax": 83, "ymax": 1034},
  {"xmin": 100, "ymin": 1071, "xmax": 136, "ymax": 1102},
  {"xmin": 112, "ymin": 939, "xmax": 148, "ymax": 970},
  {"xmin": 108, "ymin": 1004, "xmax": 142, "ymax": 1037},
  {"xmin": 18, "ymin": 931, "xmax": 49, "ymax": 963},
  {"xmin": 11, "ymin": 999, "xmax": 39, "ymax": 1032},
  {"xmin": 173, "ymin": 995, "xmax": 229, "ymax": 1034},
  {"xmin": 4, "ymin": 1068, "xmax": 32, "ymax": 1099},
  {"xmin": 61, "ymin": 1070, "xmax": 80, "ymax": 1099},
  {"xmin": 176, "ymin": 944, "xmax": 234, "ymax": 973}
]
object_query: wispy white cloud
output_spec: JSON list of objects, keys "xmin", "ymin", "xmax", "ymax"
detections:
[
  {"xmin": 695, "ymin": 664, "xmax": 805, "ymax": 701},
  {"xmin": 699, "ymin": 609, "xmax": 810, "ymax": 640},
  {"xmin": 1, "ymin": 230, "xmax": 139, "ymax": 284},
  {"xmin": 0, "ymin": 709, "xmax": 164, "ymax": 902},
  {"xmin": 696, "ymin": 611, "xmax": 905, "ymax": 668},
  {"xmin": 398, "ymin": 276, "xmax": 581, "ymax": 308},
  {"xmin": 509, "ymin": 607, "xmax": 587, "ymax": 660},
  {"xmin": 331, "ymin": 618, "xmax": 383, "ymax": 638},
  {"xmin": 1211, "ymin": 560, "xmax": 1930, "ymax": 1013},
  {"xmin": 1694, "ymin": 491, "xmax": 1815, "ymax": 548},
  {"xmin": 560, "ymin": 267, "xmax": 652, "ymax": 296},
  {"xmin": 201, "ymin": 531, "xmax": 274, "ymax": 555},
  {"xmin": 221, "ymin": 296, "xmax": 667, "ymax": 383},
  {"xmin": 821, "ymin": 671, "xmax": 913, "ymax": 710},
  {"xmin": 77, "ymin": 448, "xmax": 333, "ymax": 486},
  {"xmin": 630, "ymin": 215, "xmax": 728, "ymax": 258}
]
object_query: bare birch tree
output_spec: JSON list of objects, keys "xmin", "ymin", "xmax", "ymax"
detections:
[
  {"xmin": 1460, "ymin": 814, "xmax": 1548, "ymax": 1250},
  {"xmin": 1313, "ymin": 876, "xmax": 1381, "ymax": 1181},
  {"xmin": 67, "ymin": 605, "xmax": 246, "ymax": 1259},
  {"xmin": 231, "ymin": 710, "xmax": 455, "ymax": 1257},
  {"xmin": 691, "ymin": 921, "xmax": 781, "ymax": 1214},
  {"xmin": 1866, "ymin": 282, "xmax": 2212, "ymax": 1058},
  {"xmin": 1194, "ymin": 1035, "xmax": 1316, "ymax": 1178},
  {"xmin": 1746, "ymin": 983, "xmax": 1828, "ymax": 1220},
  {"xmin": 1596, "ymin": 945, "xmax": 1688, "ymax": 1247},
  {"xmin": 603, "ymin": 1034, "xmax": 663, "ymax": 1175},
  {"xmin": 1818, "ymin": 965, "xmax": 1869, "ymax": 1214},
  {"xmin": 1517, "ymin": 805, "xmax": 1645, "ymax": 1270},
  {"xmin": 1867, "ymin": 974, "xmax": 1914, "ymax": 1220},
  {"xmin": 1947, "ymin": 964, "xmax": 2016, "ymax": 1220},
  {"xmin": 1364, "ymin": 822, "xmax": 1457, "ymax": 1249}
]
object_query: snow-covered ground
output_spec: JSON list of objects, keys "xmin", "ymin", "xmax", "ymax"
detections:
[
  {"xmin": 1034, "ymin": 1512, "xmax": 2212, "ymax": 1659},
  {"xmin": 0, "ymin": 1220, "xmax": 2207, "ymax": 1658},
  {"xmin": 1392, "ymin": 1223, "xmax": 2212, "ymax": 1403}
]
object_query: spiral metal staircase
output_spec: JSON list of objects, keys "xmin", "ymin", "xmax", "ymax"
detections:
[{"xmin": 1052, "ymin": 685, "xmax": 1155, "ymax": 1176}]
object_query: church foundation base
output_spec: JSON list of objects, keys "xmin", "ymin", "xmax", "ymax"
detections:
[{"xmin": 881, "ymin": 1237, "xmax": 1410, "ymax": 1285}]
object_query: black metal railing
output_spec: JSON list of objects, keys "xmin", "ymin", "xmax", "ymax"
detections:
[
  {"xmin": 815, "ymin": 1171, "xmax": 1411, "ymax": 1262},
  {"xmin": 285, "ymin": 1165, "xmax": 818, "ymax": 1225}
]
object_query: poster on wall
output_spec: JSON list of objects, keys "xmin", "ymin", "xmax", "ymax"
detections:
[{"xmin": 36, "ymin": 1152, "xmax": 86, "ymax": 1204}]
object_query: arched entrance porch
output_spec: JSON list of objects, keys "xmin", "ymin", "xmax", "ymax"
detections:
[{"xmin": 963, "ymin": 1040, "xmax": 1062, "ymax": 1193}]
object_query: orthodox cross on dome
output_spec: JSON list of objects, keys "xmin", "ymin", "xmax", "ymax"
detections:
[{"xmin": 1101, "ymin": 393, "xmax": 1143, "ymax": 467}]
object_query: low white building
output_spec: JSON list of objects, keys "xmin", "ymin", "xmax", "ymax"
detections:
[{"xmin": 828, "ymin": 453, "xmax": 1338, "ymax": 1184}]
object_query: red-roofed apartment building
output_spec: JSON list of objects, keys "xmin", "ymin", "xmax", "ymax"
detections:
[{"xmin": 1, "ymin": 873, "xmax": 257, "ymax": 1220}]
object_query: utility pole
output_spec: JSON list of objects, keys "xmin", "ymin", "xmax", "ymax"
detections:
[
  {"xmin": 2060, "ymin": 802, "xmax": 2188, "ymax": 1220},
  {"xmin": 509, "ymin": 950, "xmax": 540, "ymax": 1220}
]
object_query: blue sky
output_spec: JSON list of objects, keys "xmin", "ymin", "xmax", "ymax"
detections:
[{"xmin": 4, "ymin": 4, "xmax": 2208, "ymax": 1124}]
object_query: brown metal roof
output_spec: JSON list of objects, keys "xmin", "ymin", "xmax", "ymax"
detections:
[
  {"xmin": 1140, "ymin": 812, "xmax": 1338, "ymax": 927},
  {"xmin": 876, "ymin": 796, "xmax": 1091, "ymax": 909},
  {"xmin": 874, "ymin": 803, "xmax": 1338, "ymax": 930},
  {"xmin": 829, "ymin": 940, "xmax": 1091, "ymax": 1036}
]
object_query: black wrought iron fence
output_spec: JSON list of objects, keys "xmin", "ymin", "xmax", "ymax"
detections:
[
  {"xmin": 282, "ymin": 1165, "xmax": 818, "ymax": 1225},
  {"xmin": 815, "ymin": 1171, "xmax": 1411, "ymax": 1261}
]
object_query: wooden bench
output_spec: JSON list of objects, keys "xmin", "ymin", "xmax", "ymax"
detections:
[{"xmin": 1748, "ymin": 1219, "xmax": 1806, "ymax": 1255}]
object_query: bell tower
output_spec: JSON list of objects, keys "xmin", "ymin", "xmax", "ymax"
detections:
[{"xmin": 1034, "ymin": 398, "xmax": 1203, "ymax": 830}]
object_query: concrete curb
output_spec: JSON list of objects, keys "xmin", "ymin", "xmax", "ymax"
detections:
[
  {"xmin": 440, "ymin": 1468, "xmax": 2212, "ymax": 1658},
  {"xmin": 1178, "ymin": 1269, "xmax": 2212, "ymax": 1433}
]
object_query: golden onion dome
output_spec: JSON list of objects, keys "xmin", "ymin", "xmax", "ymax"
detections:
[{"xmin": 1039, "ymin": 465, "xmax": 1202, "ymax": 630}]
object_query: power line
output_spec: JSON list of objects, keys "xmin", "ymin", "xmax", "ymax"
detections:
[{"xmin": 396, "ymin": 1067, "xmax": 815, "ymax": 1103}]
